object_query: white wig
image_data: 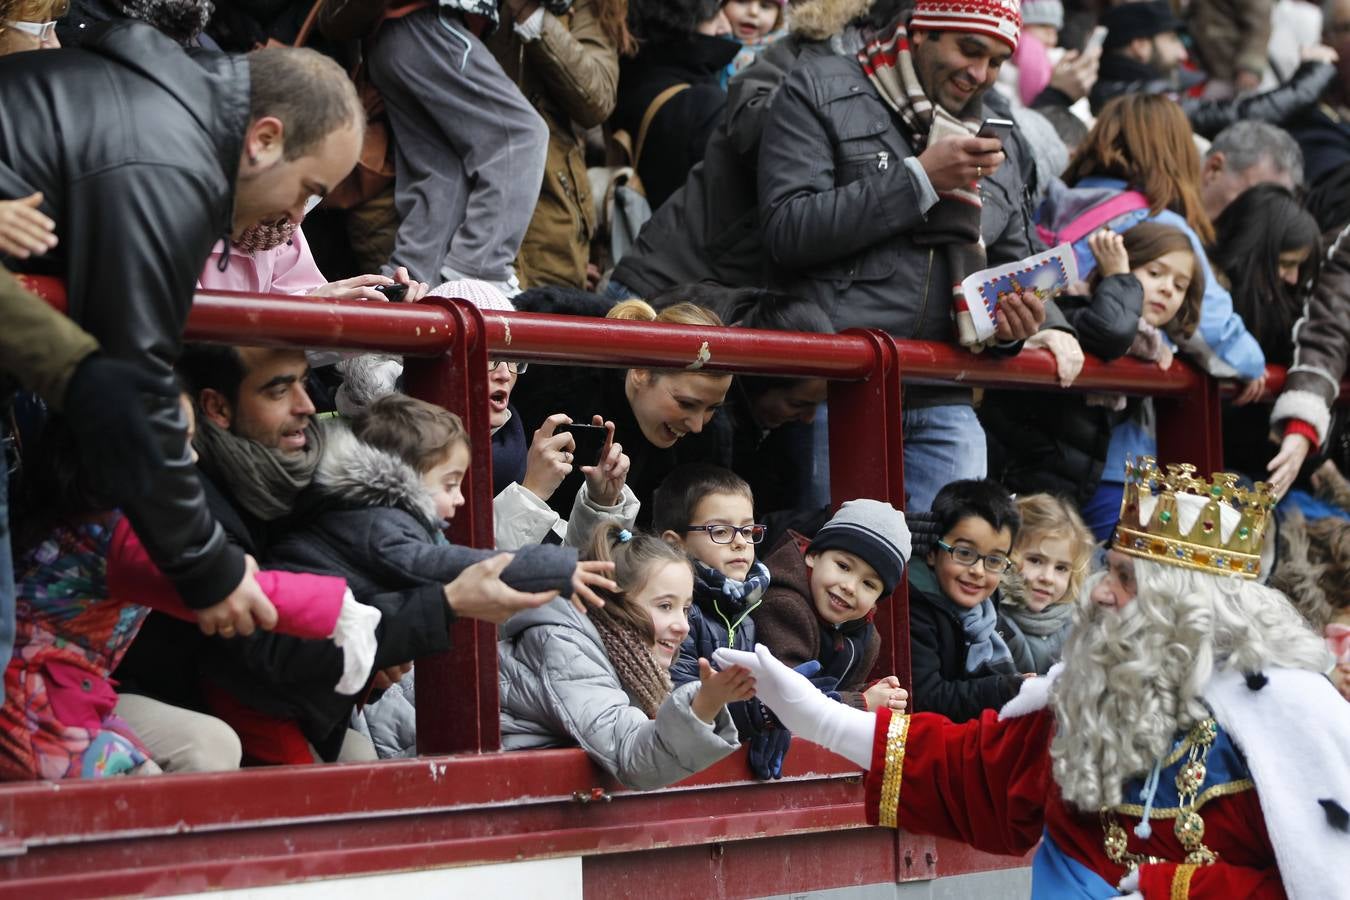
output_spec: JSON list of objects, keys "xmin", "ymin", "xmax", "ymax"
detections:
[{"xmin": 1050, "ymin": 559, "xmax": 1331, "ymax": 811}]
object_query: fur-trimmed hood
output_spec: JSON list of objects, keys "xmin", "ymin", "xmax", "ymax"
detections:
[
  {"xmin": 789, "ymin": 0, "xmax": 879, "ymax": 39},
  {"xmin": 310, "ymin": 420, "xmax": 439, "ymax": 530}
]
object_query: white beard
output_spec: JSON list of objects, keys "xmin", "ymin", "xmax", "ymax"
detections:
[{"xmin": 1047, "ymin": 562, "xmax": 1330, "ymax": 812}]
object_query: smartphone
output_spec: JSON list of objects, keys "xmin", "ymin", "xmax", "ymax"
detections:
[
  {"xmin": 555, "ymin": 423, "xmax": 608, "ymax": 468},
  {"xmin": 976, "ymin": 117, "xmax": 1016, "ymax": 144},
  {"xmin": 1084, "ymin": 25, "xmax": 1107, "ymax": 53},
  {"xmin": 374, "ymin": 282, "xmax": 409, "ymax": 302}
]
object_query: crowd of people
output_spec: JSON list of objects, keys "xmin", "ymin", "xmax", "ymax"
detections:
[{"xmin": 1, "ymin": 0, "xmax": 1350, "ymax": 892}]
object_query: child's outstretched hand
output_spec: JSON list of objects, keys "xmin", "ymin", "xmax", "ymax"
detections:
[
  {"xmin": 690, "ymin": 657, "xmax": 756, "ymax": 724},
  {"xmin": 1088, "ymin": 229, "xmax": 1129, "ymax": 277},
  {"xmin": 0, "ymin": 192, "xmax": 57, "ymax": 259},
  {"xmin": 581, "ymin": 416, "xmax": 629, "ymax": 507},
  {"xmin": 863, "ymin": 675, "xmax": 908, "ymax": 713},
  {"xmin": 569, "ymin": 559, "xmax": 617, "ymax": 613}
]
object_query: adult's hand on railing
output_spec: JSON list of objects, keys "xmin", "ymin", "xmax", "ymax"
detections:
[
  {"xmin": 442, "ymin": 553, "xmax": 559, "ymax": 625},
  {"xmin": 197, "ymin": 556, "xmax": 279, "ymax": 638},
  {"xmin": 1266, "ymin": 431, "xmax": 1312, "ymax": 499},
  {"xmin": 1023, "ymin": 330, "xmax": 1084, "ymax": 386},
  {"xmin": 1231, "ymin": 371, "xmax": 1268, "ymax": 406},
  {"xmin": 995, "ymin": 290, "xmax": 1047, "ymax": 343}
]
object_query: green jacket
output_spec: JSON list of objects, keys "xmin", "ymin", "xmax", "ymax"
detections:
[{"xmin": 0, "ymin": 267, "xmax": 98, "ymax": 409}]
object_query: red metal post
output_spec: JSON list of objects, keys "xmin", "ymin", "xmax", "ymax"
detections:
[
  {"xmin": 402, "ymin": 298, "xmax": 501, "ymax": 754},
  {"xmin": 826, "ymin": 329, "xmax": 910, "ymax": 692},
  {"xmin": 1156, "ymin": 377, "xmax": 1225, "ymax": 474}
]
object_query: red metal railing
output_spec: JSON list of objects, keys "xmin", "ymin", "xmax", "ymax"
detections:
[{"xmin": 7, "ymin": 276, "xmax": 1348, "ymax": 899}]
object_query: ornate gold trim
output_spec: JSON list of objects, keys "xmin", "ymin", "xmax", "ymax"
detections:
[
  {"xmin": 1171, "ymin": 863, "xmax": 1198, "ymax": 899},
  {"xmin": 877, "ymin": 714, "xmax": 910, "ymax": 829},
  {"xmin": 1110, "ymin": 779, "xmax": 1254, "ymax": 819}
]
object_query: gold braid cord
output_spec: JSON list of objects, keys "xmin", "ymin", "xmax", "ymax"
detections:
[
  {"xmin": 1170, "ymin": 863, "xmax": 1198, "ymax": 899},
  {"xmin": 877, "ymin": 714, "xmax": 911, "ymax": 829}
]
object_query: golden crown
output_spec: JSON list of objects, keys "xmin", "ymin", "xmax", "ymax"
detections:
[{"xmin": 1112, "ymin": 456, "xmax": 1276, "ymax": 580}]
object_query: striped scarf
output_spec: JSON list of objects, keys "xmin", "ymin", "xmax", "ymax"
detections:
[{"xmin": 858, "ymin": 22, "xmax": 992, "ymax": 350}]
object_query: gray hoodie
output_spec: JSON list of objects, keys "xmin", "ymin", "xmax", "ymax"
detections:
[{"xmin": 498, "ymin": 597, "xmax": 740, "ymax": 790}]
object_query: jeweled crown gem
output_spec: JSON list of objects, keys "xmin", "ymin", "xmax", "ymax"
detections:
[{"xmin": 1112, "ymin": 456, "xmax": 1275, "ymax": 580}]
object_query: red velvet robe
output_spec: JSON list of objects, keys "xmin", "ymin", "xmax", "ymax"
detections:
[{"xmin": 862, "ymin": 708, "xmax": 1284, "ymax": 898}]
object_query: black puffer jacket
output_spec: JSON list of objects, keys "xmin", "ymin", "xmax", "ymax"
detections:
[
  {"xmin": 0, "ymin": 22, "xmax": 246, "ymax": 607},
  {"xmin": 612, "ymin": 33, "xmax": 739, "ymax": 210},
  {"xmin": 1089, "ymin": 56, "xmax": 1336, "ymax": 140},
  {"xmin": 611, "ymin": 33, "xmax": 831, "ymax": 295},
  {"xmin": 980, "ymin": 274, "xmax": 1142, "ymax": 506}
]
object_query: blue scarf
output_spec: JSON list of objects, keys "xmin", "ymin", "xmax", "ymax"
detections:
[
  {"xmin": 913, "ymin": 561, "xmax": 1014, "ymax": 674},
  {"xmin": 691, "ymin": 559, "xmax": 770, "ymax": 648}
]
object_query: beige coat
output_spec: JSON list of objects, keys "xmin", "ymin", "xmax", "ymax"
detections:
[{"xmin": 489, "ymin": 1, "xmax": 621, "ymax": 289}]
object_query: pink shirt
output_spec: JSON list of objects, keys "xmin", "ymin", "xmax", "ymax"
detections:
[{"xmin": 197, "ymin": 226, "xmax": 327, "ymax": 295}]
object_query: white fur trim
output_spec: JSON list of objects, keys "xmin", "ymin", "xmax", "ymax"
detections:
[
  {"xmin": 1203, "ymin": 668, "xmax": 1350, "ymax": 900},
  {"xmin": 998, "ymin": 663, "xmax": 1062, "ymax": 720},
  {"xmin": 1269, "ymin": 389, "xmax": 1332, "ymax": 447}
]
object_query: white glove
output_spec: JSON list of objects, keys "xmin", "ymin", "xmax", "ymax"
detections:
[
  {"xmin": 330, "ymin": 590, "xmax": 381, "ymax": 695},
  {"xmin": 713, "ymin": 644, "xmax": 877, "ymax": 769},
  {"xmin": 1116, "ymin": 868, "xmax": 1142, "ymax": 897}
]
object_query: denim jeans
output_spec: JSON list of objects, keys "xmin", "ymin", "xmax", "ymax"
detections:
[
  {"xmin": 602, "ymin": 278, "xmax": 638, "ymax": 302},
  {"xmin": 901, "ymin": 404, "xmax": 988, "ymax": 512},
  {"xmin": 0, "ymin": 422, "xmax": 15, "ymax": 690}
]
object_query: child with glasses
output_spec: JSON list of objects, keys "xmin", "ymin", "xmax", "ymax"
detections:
[
  {"xmin": 654, "ymin": 465, "xmax": 769, "ymax": 693},
  {"xmin": 755, "ymin": 499, "xmax": 912, "ymax": 717},
  {"xmin": 908, "ymin": 479, "xmax": 1032, "ymax": 724}
]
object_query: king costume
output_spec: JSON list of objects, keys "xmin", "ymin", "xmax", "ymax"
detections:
[{"xmin": 717, "ymin": 458, "xmax": 1350, "ymax": 899}]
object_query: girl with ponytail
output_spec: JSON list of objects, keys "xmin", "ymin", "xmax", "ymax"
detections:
[{"xmin": 498, "ymin": 522, "xmax": 755, "ymax": 789}]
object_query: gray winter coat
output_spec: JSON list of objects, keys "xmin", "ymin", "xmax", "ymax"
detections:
[
  {"xmin": 498, "ymin": 598, "xmax": 740, "ymax": 790},
  {"xmin": 758, "ymin": 55, "xmax": 1035, "ymax": 407}
]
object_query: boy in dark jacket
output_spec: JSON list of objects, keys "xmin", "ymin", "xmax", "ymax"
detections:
[
  {"xmin": 655, "ymin": 465, "xmax": 769, "ymax": 693},
  {"xmin": 906, "ymin": 480, "xmax": 1029, "ymax": 724},
  {"xmin": 756, "ymin": 499, "xmax": 911, "ymax": 712},
  {"xmin": 266, "ymin": 393, "xmax": 614, "ymax": 758}
]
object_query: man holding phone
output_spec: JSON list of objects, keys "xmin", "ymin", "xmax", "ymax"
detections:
[{"xmin": 759, "ymin": 0, "xmax": 1048, "ymax": 510}]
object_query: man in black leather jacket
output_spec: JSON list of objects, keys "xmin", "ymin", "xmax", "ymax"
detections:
[
  {"xmin": 0, "ymin": 22, "xmax": 363, "ymax": 636},
  {"xmin": 1086, "ymin": 0, "xmax": 1338, "ymax": 140}
]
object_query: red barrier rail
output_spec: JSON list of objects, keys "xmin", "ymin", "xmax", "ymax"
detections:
[{"xmin": 6, "ymin": 275, "xmax": 1348, "ymax": 899}]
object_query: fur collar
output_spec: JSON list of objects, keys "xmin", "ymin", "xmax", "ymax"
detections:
[
  {"xmin": 790, "ymin": 0, "xmax": 875, "ymax": 39},
  {"xmin": 312, "ymin": 420, "xmax": 439, "ymax": 529}
]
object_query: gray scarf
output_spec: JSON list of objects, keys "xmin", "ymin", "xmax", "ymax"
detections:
[
  {"xmin": 194, "ymin": 415, "xmax": 325, "ymax": 521},
  {"xmin": 930, "ymin": 590, "xmax": 1014, "ymax": 674},
  {"xmin": 1005, "ymin": 600, "xmax": 1075, "ymax": 638}
]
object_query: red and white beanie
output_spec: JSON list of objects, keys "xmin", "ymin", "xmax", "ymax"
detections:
[{"xmin": 910, "ymin": 0, "xmax": 1022, "ymax": 51}]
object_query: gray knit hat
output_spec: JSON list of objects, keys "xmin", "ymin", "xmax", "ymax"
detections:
[
  {"xmin": 1020, "ymin": 0, "xmax": 1063, "ymax": 30},
  {"xmin": 808, "ymin": 499, "xmax": 912, "ymax": 596}
]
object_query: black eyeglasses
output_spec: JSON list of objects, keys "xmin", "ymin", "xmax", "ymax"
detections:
[
  {"xmin": 685, "ymin": 524, "xmax": 767, "ymax": 544},
  {"xmin": 488, "ymin": 359, "xmax": 528, "ymax": 374},
  {"xmin": 934, "ymin": 540, "xmax": 1014, "ymax": 574}
]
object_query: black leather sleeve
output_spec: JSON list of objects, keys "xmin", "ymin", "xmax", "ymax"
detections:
[
  {"xmin": 64, "ymin": 163, "xmax": 244, "ymax": 607},
  {"xmin": 1185, "ymin": 62, "xmax": 1337, "ymax": 139}
]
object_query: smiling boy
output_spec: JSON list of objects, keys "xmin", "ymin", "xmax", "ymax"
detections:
[
  {"xmin": 755, "ymin": 500, "xmax": 911, "ymax": 711},
  {"xmin": 906, "ymin": 479, "xmax": 1029, "ymax": 723},
  {"xmin": 655, "ymin": 465, "xmax": 770, "ymax": 692}
]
